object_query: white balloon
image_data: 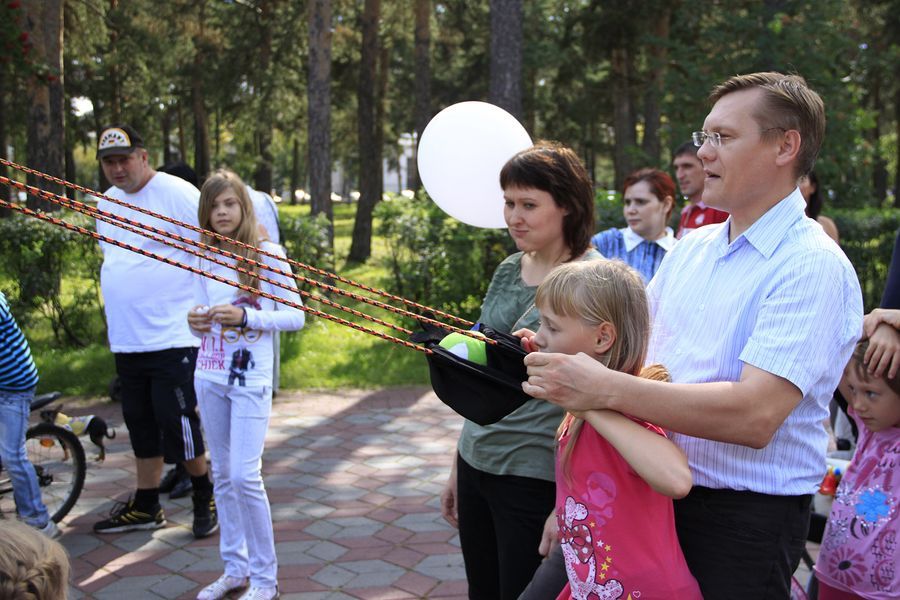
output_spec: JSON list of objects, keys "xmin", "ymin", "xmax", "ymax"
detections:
[{"xmin": 417, "ymin": 101, "xmax": 532, "ymax": 228}]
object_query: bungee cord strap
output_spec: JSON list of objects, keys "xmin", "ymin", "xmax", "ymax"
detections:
[
  {"xmin": 0, "ymin": 197, "xmax": 432, "ymax": 355},
  {"xmin": 1, "ymin": 174, "xmax": 493, "ymax": 344},
  {"xmin": 1, "ymin": 158, "xmax": 474, "ymax": 329}
]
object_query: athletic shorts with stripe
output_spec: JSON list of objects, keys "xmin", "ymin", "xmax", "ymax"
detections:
[{"xmin": 114, "ymin": 347, "xmax": 205, "ymax": 461}]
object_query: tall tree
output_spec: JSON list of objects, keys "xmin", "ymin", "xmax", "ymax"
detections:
[
  {"xmin": 253, "ymin": 0, "xmax": 276, "ymax": 193},
  {"xmin": 349, "ymin": 0, "xmax": 382, "ymax": 263},
  {"xmin": 489, "ymin": 0, "xmax": 523, "ymax": 120},
  {"xmin": 191, "ymin": 0, "xmax": 211, "ymax": 181},
  {"xmin": 308, "ymin": 0, "xmax": 334, "ymax": 236},
  {"xmin": 640, "ymin": 6, "xmax": 671, "ymax": 164},
  {"xmin": 22, "ymin": 0, "xmax": 64, "ymax": 211},
  {"xmin": 409, "ymin": 0, "xmax": 431, "ymax": 191}
]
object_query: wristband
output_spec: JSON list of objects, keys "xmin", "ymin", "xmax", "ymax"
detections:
[{"xmin": 240, "ymin": 308, "xmax": 248, "ymax": 328}]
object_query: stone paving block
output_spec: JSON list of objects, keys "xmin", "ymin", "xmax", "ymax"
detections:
[
  {"xmin": 413, "ymin": 553, "xmax": 466, "ymax": 581},
  {"xmin": 58, "ymin": 532, "xmax": 103, "ymax": 558},
  {"xmin": 281, "ymin": 592, "xmax": 357, "ymax": 600},
  {"xmin": 344, "ymin": 586, "xmax": 418, "ymax": 599},
  {"xmin": 305, "ymin": 539, "xmax": 350, "ymax": 562},
  {"xmin": 310, "ymin": 563, "xmax": 355, "ymax": 587},
  {"xmin": 157, "ymin": 546, "xmax": 216, "ymax": 572},
  {"xmin": 392, "ymin": 570, "xmax": 440, "ymax": 597},
  {"xmin": 90, "ymin": 575, "xmax": 170, "ymax": 599},
  {"xmin": 340, "ymin": 559, "xmax": 406, "ymax": 588},
  {"xmin": 393, "ymin": 511, "xmax": 449, "ymax": 532},
  {"xmin": 149, "ymin": 574, "xmax": 197, "ymax": 598}
]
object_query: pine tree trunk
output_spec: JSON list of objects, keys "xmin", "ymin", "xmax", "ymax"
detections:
[
  {"xmin": 641, "ymin": 9, "xmax": 669, "ymax": 164},
  {"xmin": 307, "ymin": 0, "xmax": 334, "ymax": 236},
  {"xmin": 611, "ymin": 47, "xmax": 635, "ymax": 189},
  {"xmin": 192, "ymin": 1, "xmax": 210, "ymax": 185},
  {"xmin": 489, "ymin": 0, "xmax": 523, "ymax": 120},
  {"xmin": 410, "ymin": 0, "xmax": 431, "ymax": 192},
  {"xmin": 348, "ymin": 0, "xmax": 381, "ymax": 264},
  {"xmin": 23, "ymin": 0, "xmax": 64, "ymax": 212},
  {"xmin": 253, "ymin": 0, "xmax": 275, "ymax": 194}
]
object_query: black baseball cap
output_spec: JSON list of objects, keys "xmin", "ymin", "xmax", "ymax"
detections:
[{"xmin": 97, "ymin": 125, "xmax": 144, "ymax": 159}]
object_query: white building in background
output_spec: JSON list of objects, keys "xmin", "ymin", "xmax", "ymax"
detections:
[{"xmin": 329, "ymin": 133, "xmax": 416, "ymax": 201}]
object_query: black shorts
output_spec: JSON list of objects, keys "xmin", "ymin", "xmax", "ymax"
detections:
[{"xmin": 114, "ymin": 347, "xmax": 205, "ymax": 462}]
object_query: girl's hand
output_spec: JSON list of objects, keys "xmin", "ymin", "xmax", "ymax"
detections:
[
  {"xmin": 207, "ymin": 303, "xmax": 246, "ymax": 327},
  {"xmin": 864, "ymin": 308, "xmax": 900, "ymax": 338},
  {"xmin": 513, "ymin": 327, "xmax": 537, "ymax": 352},
  {"xmin": 537, "ymin": 511, "xmax": 559, "ymax": 557},
  {"xmin": 187, "ymin": 305, "xmax": 212, "ymax": 332}
]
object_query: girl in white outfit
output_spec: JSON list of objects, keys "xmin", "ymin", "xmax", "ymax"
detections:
[{"xmin": 189, "ymin": 170, "xmax": 304, "ymax": 600}]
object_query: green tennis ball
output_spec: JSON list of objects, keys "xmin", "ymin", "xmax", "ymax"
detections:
[{"xmin": 439, "ymin": 331, "xmax": 487, "ymax": 365}]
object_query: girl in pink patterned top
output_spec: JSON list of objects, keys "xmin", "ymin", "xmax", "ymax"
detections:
[
  {"xmin": 815, "ymin": 339, "xmax": 900, "ymax": 600},
  {"xmin": 517, "ymin": 260, "xmax": 701, "ymax": 600}
]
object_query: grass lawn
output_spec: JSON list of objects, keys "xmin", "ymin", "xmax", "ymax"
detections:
[{"xmin": 26, "ymin": 201, "xmax": 430, "ymax": 399}]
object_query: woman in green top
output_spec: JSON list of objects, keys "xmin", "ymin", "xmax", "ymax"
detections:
[{"xmin": 440, "ymin": 141, "xmax": 600, "ymax": 599}]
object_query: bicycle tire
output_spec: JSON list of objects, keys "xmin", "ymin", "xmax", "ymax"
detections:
[{"xmin": 25, "ymin": 423, "xmax": 86, "ymax": 523}]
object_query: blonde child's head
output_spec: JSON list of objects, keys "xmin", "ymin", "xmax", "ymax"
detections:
[
  {"xmin": 0, "ymin": 520, "xmax": 70, "ymax": 600},
  {"xmin": 534, "ymin": 259, "xmax": 652, "ymax": 375},
  {"xmin": 198, "ymin": 169, "xmax": 261, "ymax": 292},
  {"xmin": 844, "ymin": 339, "xmax": 900, "ymax": 432},
  {"xmin": 535, "ymin": 260, "xmax": 669, "ymax": 475}
]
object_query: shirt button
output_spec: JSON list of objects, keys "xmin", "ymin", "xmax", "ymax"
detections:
[{"xmin": 699, "ymin": 304, "xmax": 705, "ymax": 311}]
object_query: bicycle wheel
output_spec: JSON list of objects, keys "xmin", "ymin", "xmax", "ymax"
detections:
[{"xmin": 25, "ymin": 423, "xmax": 86, "ymax": 523}]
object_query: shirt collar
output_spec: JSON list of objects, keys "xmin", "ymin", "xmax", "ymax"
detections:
[
  {"xmin": 621, "ymin": 226, "xmax": 677, "ymax": 252},
  {"xmin": 680, "ymin": 199, "xmax": 709, "ymax": 214},
  {"xmin": 724, "ymin": 187, "xmax": 806, "ymax": 259}
]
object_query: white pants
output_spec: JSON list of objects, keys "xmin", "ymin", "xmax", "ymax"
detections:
[{"xmin": 195, "ymin": 379, "xmax": 277, "ymax": 588}]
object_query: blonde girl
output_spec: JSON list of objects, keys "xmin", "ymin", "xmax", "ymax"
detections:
[
  {"xmin": 188, "ymin": 170, "xmax": 304, "ymax": 600},
  {"xmin": 0, "ymin": 520, "xmax": 69, "ymax": 600},
  {"xmin": 518, "ymin": 260, "xmax": 701, "ymax": 600}
]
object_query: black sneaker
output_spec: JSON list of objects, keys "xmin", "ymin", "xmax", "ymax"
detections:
[
  {"xmin": 169, "ymin": 472, "xmax": 192, "ymax": 499},
  {"xmin": 192, "ymin": 489, "xmax": 219, "ymax": 538},
  {"xmin": 94, "ymin": 498, "xmax": 166, "ymax": 534},
  {"xmin": 158, "ymin": 466, "xmax": 182, "ymax": 493}
]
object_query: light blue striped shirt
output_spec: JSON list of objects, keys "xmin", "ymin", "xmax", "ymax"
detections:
[
  {"xmin": 647, "ymin": 189, "xmax": 863, "ymax": 495},
  {"xmin": 591, "ymin": 226, "xmax": 676, "ymax": 283}
]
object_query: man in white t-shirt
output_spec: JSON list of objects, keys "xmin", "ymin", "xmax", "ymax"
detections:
[{"xmin": 92, "ymin": 125, "xmax": 217, "ymax": 539}]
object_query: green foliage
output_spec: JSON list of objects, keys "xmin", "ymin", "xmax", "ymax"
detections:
[
  {"xmin": 375, "ymin": 192, "xmax": 512, "ymax": 323},
  {"xmin": 279, "ymin": 211, "xmax": 335, "ymax": 298},
  {"xmin": 0, "ymin": 213, "xmax": 104, "ymax": 347},
  {"xmin": 833, "ymin": 207, "xmax": 900, "ymax": 311}
]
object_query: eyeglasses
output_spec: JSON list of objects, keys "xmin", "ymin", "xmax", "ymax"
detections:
[
  {"xmin": 692, "ymin": 127, "xmax": 787, "ymax": 148},
  {"xmin": 221, "ymin": 326, "xmax": 262, "ymax": 344}
]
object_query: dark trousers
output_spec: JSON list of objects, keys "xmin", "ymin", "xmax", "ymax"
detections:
[
  {"xmin": 457, "ymin": 454, "xmax": 556, "ymax": 600},
  {"xmin": 675, "ymin": 486, "xmax": 812, "ymax": 600},
  {"xmin": 517, "ymin": 543, "xmax": 567, "ymax": 600}
]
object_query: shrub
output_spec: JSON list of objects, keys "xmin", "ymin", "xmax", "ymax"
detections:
[
  {"xmin": 279, "ymin": 211, "xmax": 335, "ymax": 304},
  {"xmin": 0, "ymin": 213, "xmax": 104, "ymax": 347},
  {"xmin": 375, "ymin": 192, "xmax": 512, "ymax": 324}
]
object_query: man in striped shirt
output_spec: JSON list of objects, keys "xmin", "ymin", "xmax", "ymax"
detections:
[
  {"xmin": 0, "ymin": 292, "xmax": 60, "ymax": 538},
  {"xmin": 523, "ymin": 73, "xmax": 863, "ymax": 598}
]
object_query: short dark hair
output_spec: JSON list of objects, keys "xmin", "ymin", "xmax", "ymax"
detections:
[
  {"xmin": 803, "ymin": 170, "xmax": 823, "ymax": 219},
  {"xmin": 499, "ymin": 141, "xmax": 595, "ymax": 259},
  {"xmin": 851, "ymin": 339, "xmax": 900, "ymax": 396},
  {"xmin": 672, "ymin": 141, "xmax": 698, "ymax": 160},
  {"xmin": 709, "ymin": 72, "xmax": 825, "ymax": 177}
]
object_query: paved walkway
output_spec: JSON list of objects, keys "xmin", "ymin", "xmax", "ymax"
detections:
[
  {"xmin": 46, "ymin": 386, "xmax": 821, "ymax": 599},
  {"xmin": 57, "ymin": 387, "xmax": 468, "ymax": 599}
]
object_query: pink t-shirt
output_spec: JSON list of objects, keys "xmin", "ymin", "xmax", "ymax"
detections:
[
  {"xmin": 815, "ymin": 410, "xmax": 899, "ymax": 599},
  {"xmin": 555, "ymin": 416, "xmax": 702, "ymax": 600}
]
